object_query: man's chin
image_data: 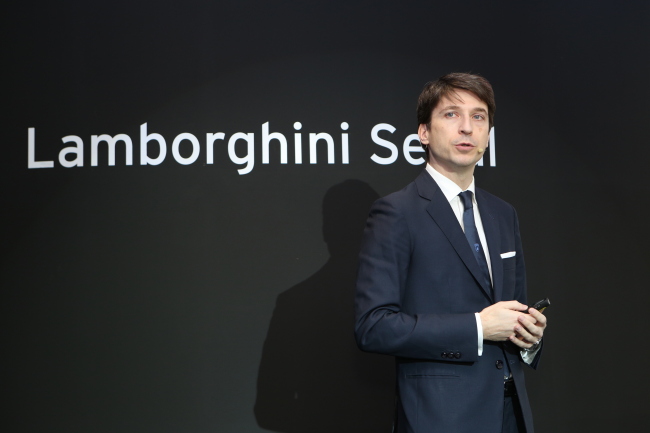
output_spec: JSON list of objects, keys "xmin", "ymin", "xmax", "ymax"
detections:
[{"xmin": 452, "ymin": 156, "xmax": 483, "ymax": 169}]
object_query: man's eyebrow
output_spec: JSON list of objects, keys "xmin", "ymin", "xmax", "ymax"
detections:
[
  {"xmin": 439, "ymin": 105, "xmax": 461, "ymax": 111},
  {"xmin": 438, "ymin": 105, "xmax": 488, "ymax": 113}
]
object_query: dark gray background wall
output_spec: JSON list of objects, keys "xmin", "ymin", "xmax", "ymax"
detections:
[{"xmin": 3, "ymin": 1, "xmax": 649, "ymax": 432}]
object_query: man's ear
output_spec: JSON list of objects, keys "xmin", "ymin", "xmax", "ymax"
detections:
[{"xmin": 418, "ymin": 123, "xmax": 429, "ymax": 144}]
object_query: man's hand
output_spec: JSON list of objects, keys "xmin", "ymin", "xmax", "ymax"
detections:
[
  {"xmin": 509, "ymin": 307, "xmax": 547, "ymax": 349},
  {"xmin": 480, "ymin": 301, "xmax": 529, "ymax": 342}
]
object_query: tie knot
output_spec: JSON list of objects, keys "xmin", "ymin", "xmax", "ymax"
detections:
[{"xmin": 459, "ymin": 190, "xmax": 473, "ymax": 210}]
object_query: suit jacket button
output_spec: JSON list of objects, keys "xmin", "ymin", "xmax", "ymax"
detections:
[
  {"xmin": 455, "ymin": 352, "xmax": 461, "ymax": 359},
  {"xmin": 496, "ymin": 360, "xmax": 504, "ymax": 369},
  {"xmin": 441, "ymin": 352, "xmax": 447, "ymax": 358}
]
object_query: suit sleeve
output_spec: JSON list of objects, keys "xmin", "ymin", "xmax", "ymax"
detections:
[
  {"xmin": 513, "ymin": 207, "xmax": 527, "ymax": 307},
  {"xmin": 512, "ymin": 207, "xmax": 543, "ymax": 369},
  {"xmin": 354, "ymin": 197, "xmax": 478, "ymax": 362}
]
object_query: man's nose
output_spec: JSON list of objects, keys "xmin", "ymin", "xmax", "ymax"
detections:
[{"xmin": 459, "ymin": 116, "xmax": 473, "ymax": 135}]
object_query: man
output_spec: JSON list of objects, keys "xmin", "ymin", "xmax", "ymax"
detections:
[{"xmin": 354, "ymin": 72, "xmax": 546, "ymax": 433}]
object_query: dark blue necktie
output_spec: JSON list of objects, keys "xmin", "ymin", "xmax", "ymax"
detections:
[{"xmin": 459, "ymin": 191, "xmax": 492, "ymax": 292}]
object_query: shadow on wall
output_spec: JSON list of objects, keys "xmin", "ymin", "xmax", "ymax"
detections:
[{"xmin": 254, "ymin": 180, "xmax": 395, "ymax": 433}]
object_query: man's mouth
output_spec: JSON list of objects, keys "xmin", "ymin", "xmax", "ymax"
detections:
[{"xmin": 455, "ymin": 142, "xmax": 475, "ymax": 148}]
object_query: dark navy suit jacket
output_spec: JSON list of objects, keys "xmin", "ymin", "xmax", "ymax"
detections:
[{"xmin": 355, "ymin": 170, "xmax": 541, "ymax": 433}]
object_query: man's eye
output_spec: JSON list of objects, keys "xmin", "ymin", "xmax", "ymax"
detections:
[
  {"xmin": 473, "ymin": 114, "xmax": 485, "ymax": 120},
  {"xmin": 444, "ymin": 112, "xmax": 456, "ymax": 118}
]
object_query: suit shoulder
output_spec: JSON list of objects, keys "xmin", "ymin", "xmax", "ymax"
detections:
[
  {"xmin": 476, "ymin": 187, "xmax": 518, "ymax": 215},
  {"xmin": 372, "ymin": 179, "xmax": 421, "ymax": 210}
]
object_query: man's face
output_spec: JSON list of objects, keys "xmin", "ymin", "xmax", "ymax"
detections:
[{"xmin": 418, "ymin": 89, "xmax": 490, "ymax": 176}]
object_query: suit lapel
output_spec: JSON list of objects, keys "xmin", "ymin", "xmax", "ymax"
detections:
[
  {"xmin": 476, "ymin": 189, "xmax": 503, "ymax": 302},
  {"xmin": 415, "ymin": 172, "xmax": 493, "ymax": 301}
]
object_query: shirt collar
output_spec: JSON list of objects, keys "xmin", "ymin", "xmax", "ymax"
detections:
[{"xmin": 425, "ymin": 164, "xmax": 476, "ymax": 203}]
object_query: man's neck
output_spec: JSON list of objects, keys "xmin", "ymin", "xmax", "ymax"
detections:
[{"xmin": 427, "ymin": 160, "xmax": 475, "ymax": 190}]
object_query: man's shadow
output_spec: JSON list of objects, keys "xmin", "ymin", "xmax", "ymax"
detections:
[{"xmin": 254, "ymin": 180, "xmax": 395, "ymax": 433}]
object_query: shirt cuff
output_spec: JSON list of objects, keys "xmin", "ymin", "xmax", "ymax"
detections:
[
  {"xmin": 521, "ymin": 340, "xmax": 541, "ymax": 364},
  {"xmin": 475, "ymin": 312, "xmax": 483, "ymax": 356}
]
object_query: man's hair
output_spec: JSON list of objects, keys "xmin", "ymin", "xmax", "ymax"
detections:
[{"xmin": 417, "ymin": 72, "xmax": 496, "ymax": 129}]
